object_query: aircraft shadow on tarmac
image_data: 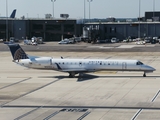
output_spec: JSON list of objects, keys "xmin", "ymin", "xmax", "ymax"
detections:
[
  {"xmin": 38, "ymin": 74, "xmax": 99, "ymax": 82},
  {"xmin": 38, "ymin": 74, "xmax": 160, "ymax": 82}
]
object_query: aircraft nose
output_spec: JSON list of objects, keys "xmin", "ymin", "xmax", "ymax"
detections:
[
  {"xmin": 148, "ymin": 66, "xmax": 156, "ymax": 71},
  {"xmin": 151, "ymin": 67, "xmax": 156, "ymax": 71},
  {"xmin": 143, "ymin": 65, "xmax": 156, "ymax": 72}
]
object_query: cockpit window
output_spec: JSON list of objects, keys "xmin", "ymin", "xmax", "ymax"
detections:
[{"xmin": 136, "ymin": 61, "xmax": 143, "ymax": 65}]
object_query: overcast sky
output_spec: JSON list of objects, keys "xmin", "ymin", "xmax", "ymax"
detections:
[{"xmin": 0, "ymin": 0, "xmax": 160, "ymax": 19}]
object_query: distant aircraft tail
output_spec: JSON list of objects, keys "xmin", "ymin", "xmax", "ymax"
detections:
[
  {"xmin": 10, "ymin": 9, "xmax": 16, "ymax": 18},
  {"xmin": 8, "ymin": 44, "xmax": 29, "ymax": 60}
]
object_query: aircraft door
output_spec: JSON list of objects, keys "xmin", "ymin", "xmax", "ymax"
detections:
[
  {"xmin": 79, "ymin": 61, "xmax": 82, "ymax": 67},
  {"xmin": 50, "ymin": 59, "xmax": 52, "ymax": 65},
  {"xmin": 122, "ymin": 62, "xmax": 127, "ymax": 70}
]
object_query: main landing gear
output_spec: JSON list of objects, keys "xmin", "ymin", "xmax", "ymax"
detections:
[
  {"xmin": 68, "ymin": 72, "xmax": 83, "ymax": 78},
  {"xmin": 143, "ymin": 72, "xmax": 146, "ymax": 77},
  {"xmin": 69, "ymin": 72, "xmax": 76, "ymax": 78}
]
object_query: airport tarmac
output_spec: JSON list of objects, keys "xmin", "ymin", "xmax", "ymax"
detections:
[
  {"xmin": 1, "ymin": 42, "xmax": 160, "ymax": 52},
  {"xmin": 0, "ymin": 51, "xmax": 160, "ymax": 120}
]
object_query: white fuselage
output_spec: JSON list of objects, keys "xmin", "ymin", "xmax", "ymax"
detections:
[{"xmin": 15, "ymin": 57, "xmax": 155, "ymax": 73}]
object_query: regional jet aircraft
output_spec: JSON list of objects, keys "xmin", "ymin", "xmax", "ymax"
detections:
[{"xmin": 8, "ymin": 44, "xmax": 155, "ymax": 77}]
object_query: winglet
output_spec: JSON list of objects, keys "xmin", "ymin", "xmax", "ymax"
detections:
[{"xmin": 8, "ymin": 44, "xmax": 29, "ymax": 60}]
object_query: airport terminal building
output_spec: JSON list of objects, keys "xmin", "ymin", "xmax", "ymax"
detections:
[
  {"xmin": 0, "ymin": 19, "xmax": 77, "ymax": 41},
  {"xmin": 1, "ymin": 11, "xmax": 160, "ymax": 41}
]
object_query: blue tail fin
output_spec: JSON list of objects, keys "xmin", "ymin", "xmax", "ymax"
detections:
[
  {"xmin": 10, "ymin": 9, "xmax": 16, "ymax": 18},
  {"xmin": 8, "ymin": 44, "xmax": 29, "ymax": 60}
]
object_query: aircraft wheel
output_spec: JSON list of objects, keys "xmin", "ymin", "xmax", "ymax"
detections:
[
  {"xmin": 143, "ymin": 73, "xmax": 146, "ymax": 77},
  {"xmin": 79, "ymin": 73, "xmax": 84, "ymax": 78},
  {"xmin": 69, "ymin": 75, "xmax": 73, "ymax": 78},
  {"xmin": 69, "ymin": 72, "xmax": 75, "ymax": 78}
]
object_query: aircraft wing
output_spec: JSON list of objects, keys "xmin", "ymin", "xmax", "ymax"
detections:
[
  {"xmin": 61, "ymin": 69, "xmax": 95, "ymax": 73},
  {"xmin": 55, "ymin": 63, "xmax": 95, "ymax": 73}
]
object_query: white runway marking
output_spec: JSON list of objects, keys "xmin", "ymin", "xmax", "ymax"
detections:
[
  {"xmin": 88, "ymin": 46, "xmax": 114, "ymax": 49},
  {"xmin": 100, "ymin": 46, "xmax": 114, "ymax": 49},
  {"xmin": 88, "ymin": 44, "xmax": 155, "ymax": 49},
  {"xmin": 134, "ymin": 45, "xmax": 155, "ymax": 47},
  {"xmin": 87, "ymin": 46, "xmax": 100, "ymax": 48},
  {"xmin": 117, "ymin": 45, "xmax": 135, "ymax": 48},
  {"xmin": 118, "ymin": 44, "xmax": 155, "ymax": 48}
]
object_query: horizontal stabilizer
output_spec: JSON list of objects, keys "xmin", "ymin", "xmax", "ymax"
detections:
[{"xmin": 27, "ymin": 55, "xmax": 40, "ymax": 60}]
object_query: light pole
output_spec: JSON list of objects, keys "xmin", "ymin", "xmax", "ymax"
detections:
[
  {"xmin": 153, "ymin": 0, "xmax": 155, "ymax": 21},
  {"xmin": 51, "ymin": 0, "xmax": 56, "ymax": 19},
  {"xmin": 6, "ymin": 0, "xmax": 8, "ymax": 41},
  {"xmin": 153, "ymin": 0, "xmax": 156, "ymax": 36},
  {"xmin": 87, "ymin": 0, "xmax": 93, "ymax": 23},
  {"xmin": 84, "ymin": 0, "xmax": 86, "ymax": 24},
  {"xmin": 138, "ymin": 0, "xmax": 141, "ymax": 38}
]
